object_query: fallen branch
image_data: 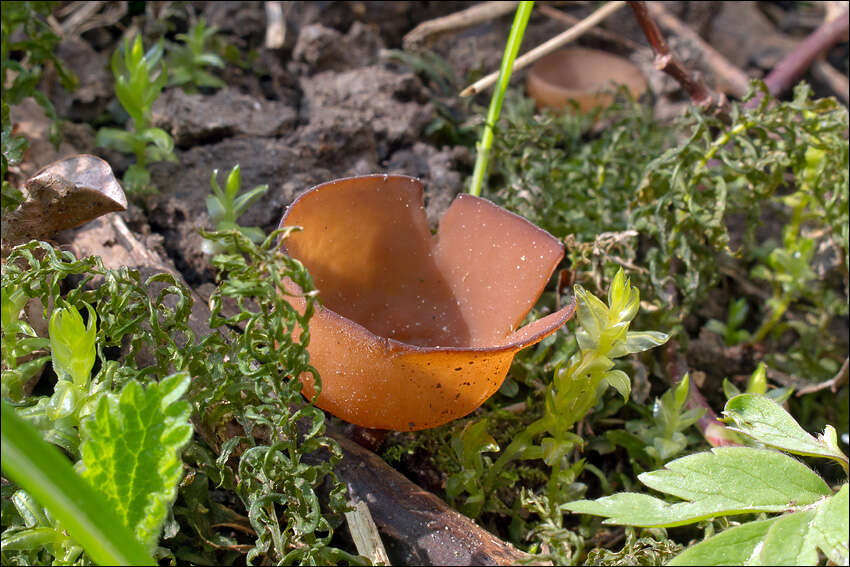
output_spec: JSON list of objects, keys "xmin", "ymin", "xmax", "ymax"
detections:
[
  {"xmin": 460, "ymin": 1, "xmax": 627, "ymax": 97},
  {"xmin": 627, "ymin": 1, "xmax": 731, "ymax": 122},
  {"xmin": 644, "ymin": 1, "xmax": 751, "ymax": 99},
  {"xmin": 536, "ymin": 4, "xmax": 644, "ymax": 51},
  {"xmin": 328, "ymin": 429, "xmax": 546, "ymax": 566},
  {"xmin": 404, "ymin": 1, "xmax": 520, "ymax": 49}
]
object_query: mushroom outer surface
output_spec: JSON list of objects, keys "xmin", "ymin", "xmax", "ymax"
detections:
[{"xmin": 279, "ymin": 175, "xmax": 575, "ymax": 431}]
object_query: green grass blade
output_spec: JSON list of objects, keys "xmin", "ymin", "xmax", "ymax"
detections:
[
  {"xmin": 0, "ymin": 400, "xmax": 156, "ymax": 566},
  {"xmin": 468, "ymin": 0, "xmax": 534, "ymax": 197}
]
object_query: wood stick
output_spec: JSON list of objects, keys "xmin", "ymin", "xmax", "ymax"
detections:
[
  {"xmin": 460, "ymin": 1, "xmax": 627, "ymax": 97},
  {"xmin": 645, "ymin": 1, "xmax": 751, "ymax": 99},
  {"xmin": 627, "ymin": 1, "xmax": 731, "ymax": 122},
  {"xmin": 345, "ymin": 500, "xmax": 390, "ymax": 566},
  {"xmin": 404, "ymin": 1, "xmax": 520, "ymax": 49},
  {"xmin": 328, "ymin": 429, "xmax": 547, "ymax": 566},
  {"xmin": 537, "ymin": 4, "xmax": 644, "ymax": 52}
]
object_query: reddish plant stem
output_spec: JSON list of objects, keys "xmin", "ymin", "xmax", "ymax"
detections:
[{"xmin": 627, "ymin": 0, "xmax": 731, "ymax": 122}]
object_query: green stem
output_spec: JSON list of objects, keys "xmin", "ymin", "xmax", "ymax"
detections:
[{"xmin": 468, "ymin": 1, "xmax": 534, "ymax": 197}]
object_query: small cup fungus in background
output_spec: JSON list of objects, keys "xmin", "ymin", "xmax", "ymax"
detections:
[
  {"xmin": 279, "ymin": 175, "xmax": 575, "ymax": 431},
  {"xmin": 526, "ymin": 47, "xmax": 647, "ymax": 113}
]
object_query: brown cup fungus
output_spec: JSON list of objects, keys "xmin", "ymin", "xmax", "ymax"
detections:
[
  {"xmin": 526, "ymin": 47, "xmax": 647, "ymax": 113},
  {"xmin": 279, "ymin": 175, "xmax": 575, "ymax": 431}
]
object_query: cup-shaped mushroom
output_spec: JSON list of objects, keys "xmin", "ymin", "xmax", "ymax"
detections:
[
  {"xmin": 526, "ymin": 47, "xmax": 647, "ymax": 113},
  {"xmin": 278, "ymin": 175, "xmax": 575, "ymax": 431}
]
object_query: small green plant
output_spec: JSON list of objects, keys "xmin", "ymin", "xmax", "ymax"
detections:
[
  {"xmin": 565, "ymin": 394, "xmax": 849, "ymax": 565},
  {"xmin": 607, "ymin": 374, "xmax": 705, "ymax": 472},
  {"xmin": 166, "ymin": 18, "xmax": 226, "ymax": 92},
  {"xmin": 201, "ymin": 164, "xmax": 269, "ymax": 255},
  {"xmin": 95, "ymin": 35, "xmax": 176, "ymax": 195},
  {"xmin": 447, "ymin": 270, "xmax": 670, "ymax": 517},
  {"xmin": 705, "ymin": 297, "xmax": 750, "ymax": 346},
  {"xmin": 2, "ymin": 235, "xmax": 360, "ymax": 565},
  {"xmin": 1, "ymin": 2, "xmax": 77, "ymax": 213}
]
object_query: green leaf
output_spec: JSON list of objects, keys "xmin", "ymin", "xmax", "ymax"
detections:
[
  {"xmin": 603, "ymin": 369, "xmax": 631, "ymax": 401},
  {"xmin": 78, "ymin": 372, "xmax": 192, "ymax": 552},
  {"xmin": 95, "ymin": 127, "xmax": 136, "ymax": 154},
  {"xmin": 565, "ymin": 447, "xmax": 831, "ymax": 527},
  {"xmin": 1, "ymin": 400, "xmax": 155, "ymax": 565},
  {"xmin": 809, "ymin": 484, "xmax": 849, "ymax": 565},
  {"xmin": 756, "ymin": 509, "xmax": 819, "ymax": 566},
  {"xmin": 668, "ymin": 517, "xmax": 777, "ymax": 565},
  {"xmin": 621, "ymin": 330, "xmax": 670, "ymax": 354},
  {"xmin": 49, "ymin": 302, "xmax": 97, "ymax": 387},
  {"xmin": 639, "ymin": 447, "xmax": 831, "ymax": 509},
  {"xmin": 138, "ymin": 127, "xmax": 174, "ymax": 151},
  {"xmin": 723, "ymin": 394, "xmax": 849, "ymax": 472}
]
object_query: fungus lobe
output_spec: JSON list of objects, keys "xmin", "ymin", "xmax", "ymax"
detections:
[{"xmin": 279, "ymin": 175, "xmax": 575, "ymax": 431}]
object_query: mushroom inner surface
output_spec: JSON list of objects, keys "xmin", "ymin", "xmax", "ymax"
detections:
[{"xmin": 282, "ymin": 175, "xmax": 564, "ymax": 348}]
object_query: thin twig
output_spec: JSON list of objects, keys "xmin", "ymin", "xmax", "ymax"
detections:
[
  {"xmin": 537, "ymin": 4, "xmax": 644, "ymax": 51},
  {"xmin": 627, "ymin": 1, "xmax": 731, "ymax": 122},
  {"xmin": 796, "ymin": 358, "xmax": 850, "ymax": 396},
  {"xmin": 403, "ymin": 1, "xmax": 520, "ymax": 49},
  {"xmin": 645, "ymin": 1, "xmax": 751, "ymax": 99},
  {"xmin": 460, "ymin": 1, "xmax": 627, "ymax": 97}
]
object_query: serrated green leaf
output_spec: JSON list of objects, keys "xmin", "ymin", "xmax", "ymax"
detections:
[
  {"xmin": 755, "ymin": 509, "xmax": 819, "ymax": 566},
  {"xmin": 723, "ymin": 394, "xmax": 849, "ymax": 471},
  {"xmin": 639, "ymin": 447, "xmax": 831, "ymax": 509},
  {"xmin": 809, "ymin": 484, "xmax": 849, "ymax": 565},
  {"xmin": 668, "ymin": 517, "xmax": 777, "ymax": 565},
  {"xmin": 78, "ymin": 372, "xmax": 192, "ymax": 551}
]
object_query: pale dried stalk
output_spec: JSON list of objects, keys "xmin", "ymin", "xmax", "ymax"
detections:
[
  {"xmin": 404, "ymin": 1, "xmax": 520, "ymax": 49},
  {"xmin": 460, "ymin": 1, "xmax": 627, "ymax": 97}
]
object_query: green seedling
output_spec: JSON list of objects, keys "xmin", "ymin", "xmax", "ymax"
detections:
[
  {"xmin": 566, "ymin": 394, "xmax": 849, "ymax": 565},
  {"xmin": 166, "ymin": 18, "xmax": 226, "ymax": 92},
  {"xmin": 201, "ymin": 164, "xmax": 269, "ymax": 255},
  {"xmin": 95, "ymin": 35, "xmax": 176, "ymax": 195},
  {"xmin": 608, "ymin": 374, "xmax": 705, "ymax": 471},
  {"xmin": 722, "ymin": 361, "xmax": 793, "ymax": 404},
  {"xmin": 2, "ymin": 236, "xmax": 355, "ymax": 565},
  {"xmin": 447, "ymin": 270, "xmax": 670, "ymax": 515},
  {"xmin": 705, "ymin": 297, "xmax": 750, "ymax": 346}
]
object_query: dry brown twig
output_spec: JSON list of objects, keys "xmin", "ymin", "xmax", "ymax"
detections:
[
  {"xmin": 403, "ymin": 1, "xmax": 520, "ymax": 50},
  {"xmin": 460, "ymin": 0, "xmax": 627, "ymax": 97},
  {"xmin": 644, "ymin": 2, "xmax": 751, "ymax": 99},
  {"xmin": 627, "ymin": 1, "xmax": 732, "ymax": 122},
  {"xmin": 536, "ymin": 4, "xmax": 645, "ymax": 52}
]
